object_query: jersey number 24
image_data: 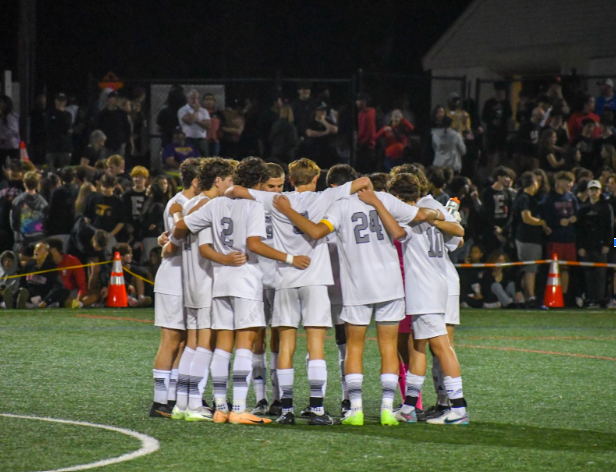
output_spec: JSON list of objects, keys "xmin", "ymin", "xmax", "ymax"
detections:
[{"xmin": 352, "ymin": 210, "xmax": 384, "ymax": 244}]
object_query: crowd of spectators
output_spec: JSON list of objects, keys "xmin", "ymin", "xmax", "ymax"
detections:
[{"xmin": 1, "ymin": 76, "xmax": 616, "ymax": 309}]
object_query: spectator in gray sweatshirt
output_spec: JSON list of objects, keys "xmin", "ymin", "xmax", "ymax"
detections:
[
  {"xmin": 10, "ymin": 171, "xmax": 47, "ymax": 251},
  {"xmin": 432, "ymin": 116, "xmax": 466, "ymax": 173}
]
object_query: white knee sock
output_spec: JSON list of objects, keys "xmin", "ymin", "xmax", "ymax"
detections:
[
  {"xmin": 380, "ymin": 373, "xmax": 398, "ymax": 412},
  {"xmin": 176, "ymin": 347, "xmax": 195, "ymax": 411},
  {"xmin": 232, "ymin": 349, "xmax": 253, "ymax": 413},
  {"xmin": 167, "ymin": 368, "xmax": 179, "ymax": 403},
  {"xmin": 444, "ymin": 376, "xmax": 466, "ymax": 416},
  {"xmin": 211, "ymin": 349, "xmax": 231, "ymax": 412},
  {"xmin": 432, "ymin": 356, "xmax": 450, "ymax": 407},
  {"xmin": 345, "ymin": 373, "xmax": 363, "ymax": 413},
  {"xmin": 188, "ymin": 347, "xmax": 212, "ymax": 411},
  {"xmin": 270, "ymin": 352, "xmax": 280, "ymax": 401},
  {"xmin": 401, "ymin": 373, "xmax": 425, "ymax": 414},
  {"xmin": 308, "ymin": 359, "xmax": 327, "ymax": 415},
  {"xmin": 252, "ymin": 353, "xmax": 267, "ymax": 403},
  {"xmin": 337, "ymin": 343, "xmax": 348, "ymax": 401},
  {"xmin": 153, "ymin": 369, "xmax": 170, "ymax": 404},
  {"xmin": 277, "ymin": 368, "xmax": 294, "ymax": 414}
]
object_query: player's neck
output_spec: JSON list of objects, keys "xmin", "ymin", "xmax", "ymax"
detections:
[
  {"xmin": 201, "ymin": 189, "xmax": 217, "ymax": 200},
  {"xmin": 295, "ymin": 184, "xmax": 315, "ymax": 193},
  {"xmin": 182, "ymin": 188, "xmax": 197, "ymax": 199}
]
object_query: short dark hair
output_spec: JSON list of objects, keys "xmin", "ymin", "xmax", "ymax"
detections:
[
  {"xmin": 20, "ymin": 243, "xmax": 35, "ymax": 257},
  {"xmin": 326, "ymin": 164, "xmax": 358, "ymax": 187},
  {"xmin": 233, "ymin": 157, "xmax": 269, "ymax": 188},
  {"xmin": 60, "ymin": 167, "xmax": 75, "ymax": 184},
  {"xmin": 46, "ymin": 238, "xmax": 64, "ymax": 254},
  {"xmin": 426, "ymin": 166, "xmax": 446, "ymax": 189},
  {"xmin": 93, "ymin": 229, "xmax": 109, "ymax": 250},
  {"xmin": 197, "ymin": 157, "xmax": 235, "ymax": 191},
  {"xmin": 101, "ymin": 173, "xmax": 117, "ymax": 189},
  {"xmin": 493, "ymin": 166, "xmax": 515, "ymax": 180},
  {"xmin": 298, "ymin": 81, "xmax": 312, "ymax": 90},
  {"xmin": 114, "ymin": 242, "xmax": 132, "ymax": 257},
  {"xmin": 204, "ymin": 92, "xmax": 214, "ymax": 99},
  {"xmin": 266, "ymin": 162, "xmax": 285, "ymax": 179},
  {"xmin": 441, "ymin": 166, "xmax": 454, "ymax": 183},
  {"xmin": 388, "ymin": 173, "xmax": 421, "ymax": 203},
  {"xmin": 581, "ymin": 118, "xmax": 596, "ymax": 127},
  {"xmin": 180, "ymin": 158, "xmax": 202, "ymax": 188},
  {"xmin": 520, "ymin": 171, "xmax": 536, "ymax": 189},
  {"xmin": 369, "ymin": 172, "xmax": 389, "ymax": 192}
]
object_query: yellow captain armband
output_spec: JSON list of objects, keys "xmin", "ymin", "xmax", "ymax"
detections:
[{"xmin": 320, "ymin": 219, "xmax": 335, "ymax": 233}]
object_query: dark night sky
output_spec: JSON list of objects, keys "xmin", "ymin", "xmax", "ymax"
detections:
[{"xmin": 3, "ymin": 0, "xmax": 472, "ymax": 99}]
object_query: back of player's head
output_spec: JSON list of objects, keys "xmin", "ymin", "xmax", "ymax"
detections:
[
  {"xmin": 369, "ymin": 172, "xmax": 389, "ymax": 192},
  {"xmin": 392, "ymin": 164, "xmax": 428, "ymax": 196},
  {"xmin": 288, "ymin": 158, "xmax": 321, "ymax": 186},
  {"xmin": 233, "ymin": 157, "xmax": 270, "ymax": 188},
  {"xmin": 388, "ymin": 173, "xmax": 421, "ymax": 203},
  {"xmin": 93, "ymin": 229, "xmax": 109, "ymax": 250},
  {"xmin": 60, "ymin": 167, "xmax": 75, "ymax": 184},
  {"xmin": 45, "ymin": 238, "xmax": 64, "ymax": 254},
  {"xmin": 106, "ymin": 154, "xmax": 124, "ymax": 168},
  {"xmin": 23, "ymin": 171, "xmax": 40, "ymax": 191},
  {"xmin": 198, "ymin": 157, "xmax": 235, "ymax": 191},
  {"xmin": 326, "ymin": 164, "xmax": 358, "ymax": 187},
  {"xmin": 266, "ymin": 162, "xmax": 285, "ymax": 180},
  {"xmin": 426, "ymin": 166, "xmax": 446, "ymax": 189},
  {"xmin": 180, "ymin": 158, "xmax": 202, "ymax": 188}
]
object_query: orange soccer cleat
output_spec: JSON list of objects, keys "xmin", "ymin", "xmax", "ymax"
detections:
[
  {"xmin": 229, "ymin": 411, "xmax": 272, "ymax": 425},
  {"xmin": 213, "ymin": 410, "xmax": 229, "ymax": 424}
]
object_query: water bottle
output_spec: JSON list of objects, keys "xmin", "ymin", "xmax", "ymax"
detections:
[{"xmin": 445, "ymin": 197, "xmax": 460, "ymax": 214}]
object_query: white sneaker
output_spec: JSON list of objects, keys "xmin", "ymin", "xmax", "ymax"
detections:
[
  {"xmin": 607, "ymin": 298, "xmax": 616, "ymax": 309},
  {"xmin": 426, "ymin": 409, "xmax": 469, "ymax": 425},
  {"xmin": 482, "ymin": 301, "xmax": 501, "ymax": 309}
]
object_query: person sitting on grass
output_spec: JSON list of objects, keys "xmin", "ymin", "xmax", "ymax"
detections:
[
  {"xmin": 71, "ymin": 229, "xmax": 110, "ymax": 309},
  {"xmin": 0, "ymin": 250, "xmax": 19, "ymax": 308},
  {"xmin": 114, "ymin": 243, "xmax": 152, "ymax": 307},
  {"xmin": 46, "ymin": 238, "xmax": 87, "ymax": 309},
  {"xmin": 481, "ymin": 251, "xmax": 524, "ymax": 309}
]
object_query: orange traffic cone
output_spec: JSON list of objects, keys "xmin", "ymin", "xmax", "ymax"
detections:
[
  {"xmin": 107, "ymin": 252, "xmax": 128, "ymax": 308},
  {"xmin": 543, "ymin": 253, "xmax": 564, "ymax": 308},
  {"xmin": 19, "ymin": 141, "xmax": 30, "ymax": 161}
]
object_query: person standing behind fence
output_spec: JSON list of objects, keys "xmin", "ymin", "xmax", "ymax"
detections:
[
  {"xmin": 178, "ymin": 89, "xmax": 210, "ymax": 157},
  {"xmin": 269, "ymin": 104, "xmax": 299, "ymax": 163},
  {"xmin": 480, "ymin": 166, "xmax": 515, "ymax": 255},
  {"xmin": 432, "ymin": 116, "xmax": 466, "ymax": 173},
  {"xmin": 376, "ymin": 109, "xmax": 414, "ymax": 171},
  {"xmin": 96, "ymin": 91, "xmax": 131, "ymax": 158},
  {"xmin": 0, "ymin": 95, "xmax": 20, "ymax": 161},
  {"xmin": 568, "ymin": 95, "xmax": 601, "ymax": 142},
  {"xmin": 45, "ymin": 93, "xmax": 73, "ymax": 169},
  {"xmin": 596, "ymin": 79, "xmax": 615, "ymax": 117},
  {"xmin": 576, "ymin": 180, "xmax": 614, "ymax": 308},
  {"xmin": 511, "ymin": 172, "xmax": 551, "ymax": 308},
  {"xmin": 291, "ymin": 81, "xmax": 316, "ymax": 140},
  {"xmin": 156, "ymin": 85, "xmax": 186, "ymax": 148},
  {"xmin": 356, "ymin": 93, "xmax": 377, "ymax": 173},
  {"xmin": 203, "ymin": 93, "xmax": 223, "ymax": 156},
  {"xmin": 45, "ymin": 168, "xmax": 78, "ymax": 249},
  {"xmin": 481, "ymin": 82, "xmax": 512, "ymax": 168},
  {"xmin": 10, "ymin": 171, "xmax": 47, "ymax": 253}
]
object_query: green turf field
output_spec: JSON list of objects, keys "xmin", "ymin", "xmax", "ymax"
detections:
[{"xmin": 1, "ymin": 308, "xmax": 616, "ymax": 472}]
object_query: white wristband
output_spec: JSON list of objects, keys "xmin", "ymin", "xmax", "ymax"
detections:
[
  {"xmin": 169, "ymin": 234, "xmax": 181, "ymax": 247},
  {"xmin": 286, "ymin": 254, "xmax": 294, "ymax": 265}
]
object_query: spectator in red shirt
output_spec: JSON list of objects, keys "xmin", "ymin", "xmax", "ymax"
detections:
[
  {"xmin": 568, "ymin": 95, "xmax": 601, "ymax": 142},
  {"xmin": 47, "ymin": 237, "xmax": 87, "ymax": 307},
  {"xmin": 375, "ymin": 109, "xmax": 414, "ymax": 171},
  {"xmin": 356, "ymin": 93, "xmax": 377, "ymax": 172}
]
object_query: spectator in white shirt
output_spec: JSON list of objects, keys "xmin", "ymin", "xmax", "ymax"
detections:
[{"xmin": 177, "ymin": 89, "xmax": 211, "ymax": 156}]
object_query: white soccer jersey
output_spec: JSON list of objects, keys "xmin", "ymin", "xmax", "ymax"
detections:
[
  {"xmin": 417, "ymin": 195, "xmax": 461, "ymax": 296},
  {"xmin": 259, "ymin": 211, "xmax": 280, "ymax": 290},
  {"xmin": 248, "ymin": 182, "xmax": 351, "ymax": 289},
  {"xmin": 322, "ymin": 192, "xmax": 417, "ymax": 305},
  {"xmin": 154, "ymin": 192, "xmax": 189, "ymax": 296},
  {"xmin": 184, "ymin": 197, "xmax": 266, "ymax": 300},
  {"xmin": 181, "ymin": 195, "xmax": 214, "ymax": 308},
  {"xmin": 326, "ymin": 232, "xmax": 342, "ymax": 306},
  {"xmin": 402, "ymin": 196, "xmax": 461, "ymax": 315}
]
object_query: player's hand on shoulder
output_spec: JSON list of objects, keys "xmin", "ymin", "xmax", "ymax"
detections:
[
  {"xmin": 358, "ymin": 189, "xmax": 379, "ymax": 206},
  {"xmin": 223, "ymin": 251, "xmax": 247, "ymax": 267},
  {"xmin": 273, "ymin": 194, "xmax": 292, "ymax": 214},
  {"xmin": 292, "ymin": 255, "xmax": 311, "ymax": 270}
]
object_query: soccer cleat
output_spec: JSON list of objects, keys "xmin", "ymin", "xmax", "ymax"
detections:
[
  {"xmin": 308, "ymin": 411, "xmax": 338, "ymax": 426},
  {"xmin": 342, "ymin": 410, "xmax": 364, "ymax": 426},
  {"xmin": 394, "ymin": 408, "xmax": 417, "ymax": 423},
  {"xmin": 213, "ymin": 410, "xmax": 229, "ymax": 424},
  {"xmin": 185, "ymin": 406, "xmax": 213, "ymax": 422},
  {"xmin": 276, "ymin": 412, "xmax": 296, "ymax": 425},
  {"xmin": 417, "ymin": 404, "xmax": 449, "ymax": 422},
  {"xmin": 299, "ymin": 404, "xmax": 312, "ymax": 417},
  {"xmin": 149, "ymin": 402, "xmax": 173, "ymax": 418},
  {"xmin": 341, "ymin": 399, "xmax": 351, "ymax": 415},
  {"xmin": 251, "ymin": 399, "xmax": 269, "ymax": 415},
  {"xmin": 426, "ymin": 409, "xmax": 469, "ymax": 425},
  {"xmin": 170, "ymin": 405, "xmax": 186, "ymax": 420},
  {"xmin": 380, "ymin": 409, "xmax": 399, "ymax": 426},
  {"xmin": 229, "ymin": 411, "xmax": 272, "ymax": 425},
  {"xmin": 267, "ymin": 400, "xmax": 282, "ymax": 416}
]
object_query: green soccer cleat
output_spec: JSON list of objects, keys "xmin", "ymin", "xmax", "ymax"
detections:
[
  {"xmin": 380, "ymin": 409, "xmax": 399, "ymax": 426},
  {"xmin": 185, "ymin": 406, "xmax": 214, "ymax": 422},
  {"xmin": 342, "ymin": 410, "xmax": 364, "ymax": 426},
  {"xmin": 171, "ymin": 405, "xmax": 186, "ymax": 420}
]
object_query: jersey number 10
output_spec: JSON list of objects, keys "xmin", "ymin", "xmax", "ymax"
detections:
[{"xmin": 427, "ymin": 226, "xmax": 444, "ymax": 258}]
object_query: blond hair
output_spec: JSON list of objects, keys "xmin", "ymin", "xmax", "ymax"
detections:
[
  {"xmin": 288, "ymin": 158, "xmax": 320, "ymax": 186},
  {"xmin": 106, "ymin": 154, "xmax": 124, "ymax": 168}
]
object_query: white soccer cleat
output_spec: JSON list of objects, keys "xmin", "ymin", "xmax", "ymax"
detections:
[{"xmin": 426, "ymin": 409, "xmax": 469, "ymax": 425}]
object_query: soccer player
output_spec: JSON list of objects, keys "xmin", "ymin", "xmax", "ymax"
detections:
[
  {"xmin": 171, "ymin": 157, "xmax": 310, "ymax": 425},
  {"xmin": 252, "ymin": 162, "xmax": 285, "ymax": 416},
  {"xmin": 226, "ymin": 158, "xmax": 372, "ymax": 425},
  {"xmin": 166, "ymin": 158, "xmax": 240, "ymax": 421},
  {"xmin": 362, "ymin": 173, "xmax": 469, "ymax": 425},
  {"xmin": 149, "ymin": 158, "xmax": 200, "ymax": 418},
  {"xmin": 274, "ymin": 164, "xmax": 442, "ymax": 426}
]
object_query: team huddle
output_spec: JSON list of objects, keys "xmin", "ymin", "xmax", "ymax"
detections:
[{"xmin": 149, "ymin": 156, "xmax": 469, "ymax": 426}]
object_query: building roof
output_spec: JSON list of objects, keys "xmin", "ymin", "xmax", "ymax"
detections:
[{"xmin": 423, "ymin": 0, "xmax": 616, "ymax": 72}]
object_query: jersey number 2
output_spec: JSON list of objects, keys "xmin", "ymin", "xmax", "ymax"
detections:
[
  {"xmin": 352, "ymin": 210, "xmax": 384, "ymax": 244},
  {"xmin": 220, "ymin": 217, "xmax": 234, "ymax": 246}
]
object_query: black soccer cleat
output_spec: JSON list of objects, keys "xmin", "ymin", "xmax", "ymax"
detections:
[
  {"xmin": 308, "ymin": 411, "xmax": 338, "ymax": 426},
  {"xmin": 299, "ymin": 404, "xmax": 312, "ymax": 417},
  {"xmin": 341, "ymin": 399, "xmax": 351, "ymax": 415},
  {"xmin": 267, "ymin": 400, "xmax": 282, "ymax": 417},
  {"xmin": 416, "ymin": 404, "xmax": 449, "ymax": 422},
  {"xmin": 149, "ymin": 402, "xmax": 173, "ymax": 418},
  {"xmin": 276, "ymin": 411, "xmax": 296, "ymax": 425}
]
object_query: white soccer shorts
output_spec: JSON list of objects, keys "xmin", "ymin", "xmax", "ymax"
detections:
[
  {"xmin": 340, "ymin": 298, "xmax": 405, "ymax": 326},
  {"xmin": 412, "ymin": 313, "xmax": 448, "ymax": 340},
  {"xmin": 445, "ymin": 294, "xmax": 460, "ymax": 326},
  {"xmin": 212, "ymin": 296, "xmax": 265, "ymax": 331},
  {"xmin": 185, "ymin": 306, "xmax": 212, "ymax": 330},
  {"xmin": 272, "ymin": 285, "xmax": 332, "ymax": 329},
  {"xmin": 154, "ymin": 293, "xmax": 186, "ymax": 330}
]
